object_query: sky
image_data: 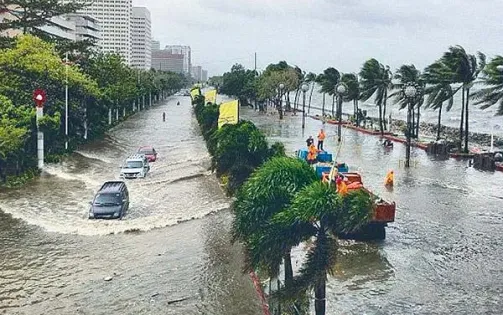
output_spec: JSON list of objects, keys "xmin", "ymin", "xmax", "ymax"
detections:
[{"xmin": 133, "ymin": 0, "xmax": 503, "ymax": 78}]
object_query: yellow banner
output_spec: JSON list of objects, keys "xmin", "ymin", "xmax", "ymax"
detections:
[
  {"xmin": 205, "ymin": 89, "xmax": 217, "ymax": 104},
  {"xmin": 190, "ymin": 88, "xmax": 201, "ymax": 100},
  {"xmin": 218, "ymin": 100, "xmax": 239, "ymax": 129}
]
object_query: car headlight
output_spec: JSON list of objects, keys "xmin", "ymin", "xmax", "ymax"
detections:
[{"xmin": 114, "ymin": 212, "xmax": 120, "ymax": 217}]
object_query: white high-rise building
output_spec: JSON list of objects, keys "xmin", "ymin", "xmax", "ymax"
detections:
[
  {"xmin": 74, "ymin": 0, "xmax": 133, "ymax": 65},
  {"xmin": 131, "ymin": 7, "xmax": 151, "ymax": 70},
  {"xmin": 165, "ymin": 45, "xmax": 191, "ymax": 75}
]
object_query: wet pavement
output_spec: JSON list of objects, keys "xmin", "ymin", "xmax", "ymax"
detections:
[
  {"xmin": 1, "ymin": 97, "xmax": 502, "ymax": 314},
  {"xmin": 0, "ymin": 97, "xmax": 261, "ymax": 315}
]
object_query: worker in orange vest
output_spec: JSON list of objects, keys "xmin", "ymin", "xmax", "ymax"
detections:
[
  {"xmin": 336, "ymin": 177, "xmax": 348, "ymax": 195},
  {"xmin": 307, "ymin": 143, "xmax": 318, "ymax": 165},
  {"xmin": 317, "ymin": 129, "xmax": 326, "ymax": 151},
  {"xmin": 384, "ymin": 170, "xmax": 394, "ymax": 187}
]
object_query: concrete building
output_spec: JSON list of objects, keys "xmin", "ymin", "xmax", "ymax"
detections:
[
  {"xmin": 202, "ymin": 70, "xmax": 208, "ymax": 82},
  {"xmin": 165, "ymin": 45, "xmax": 191, "ymax": 75},
  {"xmin": 75, "ymin": 0, "xmax": 133, "ymax": 64},
  {"xmin": 131, "ymin": 7, "xmax": 151, "ymax": 70},
  {"xmin": 191, "ymin": 66, "xmax": 202, "ymax": 82},
  {"xmin": 65, "ymin": 14, "xmax": 100, "ymax": 42},
  {"xmin": 151, "ymin": 40, "xmax": 160, "ymax": 51},
  {"xmin": 151, "ymin": 50, "xmax": 184, "ymax": 73}
]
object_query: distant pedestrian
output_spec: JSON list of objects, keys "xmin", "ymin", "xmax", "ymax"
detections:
[
  {"xmin": 306, "ymin": 136, "xmax": 314, "ymax": 148},
  {"xmin": 162, "ymin": 112, "xmax": 166, "ymax": 122},
  {"xmin": 317, "ymin": 129, "xmax": 326, "ymax": 151},
  {"xmin": 177, "ymin": 101, "xmax": 180, "ymax": 106}
]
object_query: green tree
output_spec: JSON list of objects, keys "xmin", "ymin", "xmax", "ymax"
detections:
[
  {"xmin": 232, "ymin": 157, "xmax": 318, "ymax": 286},
  {"xmin": 436, "ymin": 46, "xmax": 486, "ymax": 152},
  {"xmin": 359, "ymin": 59, "xmax": 392, "ymax": 134},
  {"xmin": 0, "ymin": 0, "xmax": 89, "ymax": 34},
  {"xmin": 472, "ymin": 55, "xmax": 503, "ymax": 116},
  {"xmin": 271, "ymin": 184, "xmax": 373, "ymax": 315},
  {"xmin": 340, "ymin": 73, "xmax": 360, "ymax": 124},
  {"xmin": 318, "ymin": 67, "xmax": 340, "ymax": 118},
  {"xmin": 219, "ymin": 64, "xmax": 257, "ymax": 106}
]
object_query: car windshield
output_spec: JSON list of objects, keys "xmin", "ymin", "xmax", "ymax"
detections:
[
  {"xmin": 94, "ymin": 193, "xmax": 121, "ymax": 205},
  {"xmin": 139, "ymin": 149, "xmax": 154, "ymax": 155},
  {"xmin": 125, "ymin": 161, "xmax": 144, "ymax": 168}
]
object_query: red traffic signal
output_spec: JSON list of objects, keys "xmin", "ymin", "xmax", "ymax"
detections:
[{"xmin": 33, "ymin": 89, "xmax": 47, "ymax": 108}]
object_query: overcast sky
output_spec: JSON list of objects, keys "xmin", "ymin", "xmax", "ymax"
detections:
[{"xmin": 133, "ymin": 0, "xmax": 503, "ymax": 78}]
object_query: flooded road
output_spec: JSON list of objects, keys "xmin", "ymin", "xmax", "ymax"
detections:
[
  {"xmin": 0, "ymin": 98, "xmax": 261, "ymax": 314},
  {"xmin": 1, "ymin": 96, "xmax": 503, "ymax": 314},
  {"xmin": 245, "ymin": 108, "xmax": 503, "ymax": 315}
]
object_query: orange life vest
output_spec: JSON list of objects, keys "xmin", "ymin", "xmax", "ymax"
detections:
[
  {"xmin": 318, "ymin": 131, "xmax": 326, "ymax": 141},
  {"xmin": 307, "ymin": 144, "xmax": 317, "ymax": 160}
]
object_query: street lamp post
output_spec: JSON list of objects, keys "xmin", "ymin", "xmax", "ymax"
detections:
[
  {"xmin": 301, "ymin": 83, "xmax": 310, "ymax": 129},
  {"xmin": 335, "ymin": 83, "xmax": 348, "ymax": 142},
  {"xmin": 278, "ymin": 83, "xmax": 285, "ymax": 119},
  {"xmin": 403, "ymin": 82, "xmax": 421, "ymax": 168}
]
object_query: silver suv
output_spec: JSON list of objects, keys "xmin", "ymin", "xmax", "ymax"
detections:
[{"xmin": 120, "ymin": 154, "xmax": 150, "ymax": 179}]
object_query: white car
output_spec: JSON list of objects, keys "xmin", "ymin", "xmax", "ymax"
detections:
[{"xmin": 120, "ymin": 154, "xmax": 150, "ymax": 179}]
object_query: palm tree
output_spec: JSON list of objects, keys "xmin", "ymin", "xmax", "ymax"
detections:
[
  {"xmin": 424, "ymin": 83, "xmax": 458, "ymax": 140},
  {"xmin": 305, "ymin": 72, "xmax": 317, "ymax": 113},
  {"xmin": 319, "ymin": 68, "xmax": 340, "ymax": 118},
  {"xmin": 340, "ymin": 73, "xmax": 360, "ymax": 124},
  {"xmin": 439, "ymin": 46, "xmax": 486, "ymax": 152},
  {"xmin": 359, "ymin": 59, "xmax": 392, "ymax": 134},
  {"xmin": 232, "ymin": 157, "xmax": 318, "ymax": 286},
  {"xmin": 389, "ymin": 65, "xmax": 424, "ymax": 137},
  {"xmin": 269, "ymin": 183, "xmax": 373, "ymax": 315},
  {"xmin": 472, "ymin": 55, "xmax": 503, "ymax": 116}
]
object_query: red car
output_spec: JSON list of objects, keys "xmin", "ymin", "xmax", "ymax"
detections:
[{"xmin": 138, "ymin": 146, "xmax": 157, "ymax": 162}]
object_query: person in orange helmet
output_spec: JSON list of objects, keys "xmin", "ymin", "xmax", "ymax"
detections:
[{"xmin": 336, "ymin": 177, "xmax": 348, "ymax": 195}]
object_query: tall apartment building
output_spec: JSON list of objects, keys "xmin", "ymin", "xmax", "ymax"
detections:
[
  {"xmin": 75, "ymin": 0, "xmax": 133, "ymax": 64},
  {"xmin": 191, "ymin": 66, "xmax": 202, "ymax": 82},
  {"xmin": 131, "ymin": 7, "xmax": 151, "ymax": 70},
  {"xmin": 202, "ymin": 70, "xmax": 208, "ymax": 82},
  {"xmin": 164, "ymin": 45, "xmax": 191, "ymax": 75},
  {"xmin": 65, "ymin": 14, "xmax": 100, "ymax": 42},
  {"xmin": 151, "ymin": 40, "xmax": 160, "ymax": 51},
  {"xmin": 151, "ymin": 50, "xmax": 184, "ymax": 73}
]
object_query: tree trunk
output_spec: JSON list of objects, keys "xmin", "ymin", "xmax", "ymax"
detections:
[
  {"xmin": 294, "ymin": 89, "xmax": 300, "ymax": 113},
  {"xmin": 411, "ymin": 105, "xmax": 415, "ymax": 138},
  {"xmin": 464, "ymin": 88, "xmax": 470, "ymax": 153},
  {"xmin": 286, "ymin": 93, "xmax": 291, "ymax": 111},
  {"xmin": 437, "ymin": 103, "xmax": 443, "ymax": 141},
  {"xmin": 283, "ymin": 251, "xmax": 293, "ymax": 287},
  {"xmin": 322, "ymin": 93, "xmax": 325, "ymax": 117},
  {"xmin": 355, "ymin": 99, "xmax": 359, "ymax": 126},
  {"xmin": 415, "ymin": 105, "xmax": 421, "ymax": 139},
  {"xmin": 331, "ymin": 95, "xmax": 335, "ymax": 118},
  {"xmin": 459, "ymin": 88, "xmax": 465, "ymax": 152},
  {"xmin": 378, "ymin": 103, "xmax": 383, "ymax": 135},
  {"xmin": 308, "ymin": 83, "xmax": 315, "ymax": 113},
  {"xmin": 382, "ymin": 90, "xmax": 388, "ymax": 130}
]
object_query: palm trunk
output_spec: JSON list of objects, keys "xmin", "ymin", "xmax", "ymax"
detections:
[
  {"xmin": 286, "ymin": 93, "xmax": 291, "ymax": 111},
  {"xmin": 459, "ymin": 87, "xmax": 465, "ymax": 152},
  {"xmin": 315, "ymin": 230, "xmax": 327, "ymax": 315},
  {"xmin": 464, "ymin": 88, "xmax": 470, "ymax": 153},
  {"xmin": 283, "ymin": 251, "xmax": 293, "ymax": 287},
  {"xmin": 378, "ymin": 103, "xmax": 383, "ymax": 135},
  {"xmin": 436, "ymin": 103, "xmax": 443, "ymax": 141},
  {"xmin": 383, "ymin": 92, "xmax": 388, "ymax": 131},
  {"xmin": 355, "ymin": 99, "xmax": 359, "ymax": 126},
  {"xmin": 322, "ymin": 93, "xmax": 325, "ymax": 117},
  {"xmin": 308, "ymin": 83, "xmax": 315, "ymax": 113},
  {"xmin": 294, "ymin": 89, "xmax": 300, "ymax": 113},
  {"xmin": 331, "ymin": 95, "xmax": 335, "ymax": 118},
  {"xmin": 415, "ymin": 105, "xmax": 421, "ymax": 138}
]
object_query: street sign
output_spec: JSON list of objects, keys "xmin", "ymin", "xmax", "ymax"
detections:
[{"xmin": 33, "ymin": 89, "xmax": 47, "ymax": 108}]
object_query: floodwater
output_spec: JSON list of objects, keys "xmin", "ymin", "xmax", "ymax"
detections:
[
  {"xmin": 1, "ymin": 96, "xmax": 502, "ymax": 315},
  {"xmin": 0, "ymin": 97, "xmax": 262, "ymax": 315},
  {"xmin": 246, "ymin": 107, "xmax": 503, "ymax": 315}
]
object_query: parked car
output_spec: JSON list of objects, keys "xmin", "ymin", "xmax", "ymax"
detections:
[
  {"xmin": 89, "ymin": 181, "xmax": 129, "ymax": 219},
  {"xmin": 137, "ymin": 146, "xmax": 157, "ymax": 162},
  {"xmin": 120, "ymin": 154, "xmax": 150, "ymax": 179}
]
